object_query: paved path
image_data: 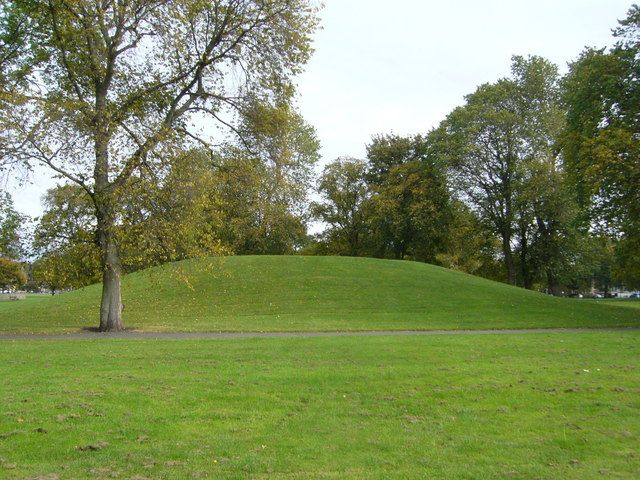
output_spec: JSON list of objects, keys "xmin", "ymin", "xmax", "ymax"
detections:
[{"xmin": 0, "ymin": 327, "xmax": 638, "ymax": 341}]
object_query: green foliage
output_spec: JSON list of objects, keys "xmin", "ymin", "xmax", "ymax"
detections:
[
  {"xmin": 365, "ymin": 134, "xmax": 452, "ymax": 261},
  {"xmin": 0, "ymin": 255, "xmax": 26, "ymax": 289},
  {"xmin": 562, "ymin": 5, "xmax": 640, "ymax": 286},
  {"xmin": 31, "ymin": 184, "xmax": 101, "ymax": 291},
  {"xmin": 312, "ymin": 157, "xmax": 369, "ymax": 256},
  {"xmin": 615, "ymin": 235, "xmax": 640, "ymax": 289},
  {"xmin": 440, "ymin": 55, "xmax": 567, "ymax": 288},
  {"xmin": 562, "ymin": 49, "xmax": 639, "ymax": 223},
  {"xmin": 366, "ymin": 133, "xmax": 419, "ymax": 185},
  {"xmin": 33, "ymin": 184, "xmax": 95, "ymax": 253},
  {"xmin": 367, "ymin": 160, "xmax": 451, "ymax": 262},
  {"xmin": 0, "ymin": 191, "xmax": 25, "ymax": 259},
  {"xmin": 239, "ymin": 95, "xmax": 320, "ymax": 212},
  {"xmin": 435, "ymin": 200, "xmax": 502, "ymax": 278},
  {"xmin": 31, "ymin": 246, "xmax": 100, "ymax": 293},
  {"xmin": 217, "ymin": 98, "xmax": 320, "ymax": 254},
  {"xmin": 212, "ymin": 153, "xmax": 309, "ymax": 255},
  {"xmin": 117, "ymin": 150, "xmax": 228, "ymax": 271}
]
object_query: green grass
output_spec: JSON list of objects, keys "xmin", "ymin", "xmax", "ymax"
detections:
[
  {"xmin": 1, "ymin": 256, "xmax": 638, "ymax": 333},
  {"xmin": 602, "ymin": 299, "xmax": 640, "ymax": 310},
  {"xmin": 1, "ymin": 332, "xmax": 638, "ymax": 479}
]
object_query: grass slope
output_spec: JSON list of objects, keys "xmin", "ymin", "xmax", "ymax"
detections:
[
  {"xmin": 1, "ymin": 255, "xmax": 639, "ymax": 333},
  {"xmin": 1, "ymin": 332, "xmax": 639, "ymax": 479}
]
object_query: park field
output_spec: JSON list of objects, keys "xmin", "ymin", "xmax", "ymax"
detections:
[
  {"xmin": 1, "ymin": 331, "xmax": 638, "ymax": 479},
  {"xmin": 603, "ymin": 299, "xmax": 640, "ymax": 310},
  {"xmin": 1, "ymin": 256, "xmax": 639, "ymax": 333}
]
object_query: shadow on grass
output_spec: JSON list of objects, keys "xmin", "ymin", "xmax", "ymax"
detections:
[{"xmin": 80, "ymin": 326, "xmax": 141, "ymax": 333}]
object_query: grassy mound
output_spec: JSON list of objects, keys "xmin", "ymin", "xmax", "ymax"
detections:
[{"xmin": 1, "ymin": 255, "xmax": 638, "ymax": 333}]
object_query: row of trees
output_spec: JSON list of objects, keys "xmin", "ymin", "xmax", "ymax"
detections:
[
  {"xmin": 312, "ymin": 3, "xmax": 640, "ymax": 294},
  {"xmin": 23, "ymin": 41, "xmax": 636, "ymax": 297},
  {"xmin": 1, "ymin": 2, "xmax": 638, "ymax": 330}
]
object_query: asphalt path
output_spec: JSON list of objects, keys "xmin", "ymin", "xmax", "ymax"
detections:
[{"xmin": 0, "ymin": 327, "xmax": 638, "ymax": 341}]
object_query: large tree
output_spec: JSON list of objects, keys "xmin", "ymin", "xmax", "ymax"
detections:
[
  {"xmin": 220, "ymin": 96, "xmax": 320, "ymax": 254},
  {"xmin": 0, "ymin": 0, "xmax": 320, "ymax": 330},
  {"xmin": 440, "ymin": 56, "xmax": 564, "ymax": 286},
  {"xmin": 212, "ymin": 152, "xmax": 309, "ymax": 254},
  {"xmin": 517, "ymin": 159, "xmax": 582, "ymax": 294},
  {"xmin": 365, "ymin": 134, "xmax": 452, "ymax": 262},
  {"xmin": 311, "ymin": 157, "xmax": 369, "ymax": 256},
  {"xmin": 562, "ymin": 5, "xmax": 640, "ymax": 287},
  {"xmin": 238, "ymin": 93, "xmax": 320, "ymax": 212}
]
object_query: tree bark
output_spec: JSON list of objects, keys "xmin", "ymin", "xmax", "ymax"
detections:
[
  {"xmin": 96, "ymin": 209, "xmax": 123, "ymax": 332},
  {"xmin": 502, "ymin": 234, "xmax": 516, "ymax": 285},
  {"xmin": 519, "ymin": 231, "xmax": 533, "ymax": 290},
  {"xmin": 546, "ymin": 269, "xmax": 561, "ymax": 296},
  {"xmin": 93, "ymin": 109, "xmax": 123, "ymax": 331}
]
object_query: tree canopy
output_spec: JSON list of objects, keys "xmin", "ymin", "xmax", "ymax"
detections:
[
  {"xmin": 0, "ymin": 192, "xmax": 26, "ymax": 260},
  {"xmin": 562, "ymin": 4, "xmax": 640, "ymax": 287},
  {"xmin": 0, "ymin": 256, "xmax": 26, "ymax": 290},
  {"xmin": 438, "ymin": 56, "xmax": 565, "ymax": 286},
  {"xmin": 312, "ymin": 157, "xmax": 369, "ymax": 256}
]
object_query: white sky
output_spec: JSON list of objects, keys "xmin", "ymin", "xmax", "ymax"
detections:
[{"xmin": 6, "ymin": 0, "xmax": 633, "ymax": 218}]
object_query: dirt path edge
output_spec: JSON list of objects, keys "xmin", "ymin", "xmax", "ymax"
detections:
[{"xmin": 1, "ymin": 327, "xmax": 639, "ymax": 341}]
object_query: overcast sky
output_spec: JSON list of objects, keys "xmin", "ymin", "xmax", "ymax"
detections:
[{"xmin": 6, "ymin": 0, "xmax": 633, "ymax": 218}]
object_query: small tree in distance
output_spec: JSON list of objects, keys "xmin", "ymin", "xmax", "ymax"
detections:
[
  {"xmin": 312, "ymin": 157, "xmax": 369, "ymax": 256},
  {"xmin": 0, "ymin": 192, "xmax": 26, "ymax": 260},
  {"xmin": 0, "ymin": 256, "xmax": 26, "ymax": 291}
]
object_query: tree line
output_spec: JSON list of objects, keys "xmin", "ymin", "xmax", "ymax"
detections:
[
  {"xmin": 315, "ymin": 7, "xmax": 640, "ymax": 294},
  {"xmin": 312, "ymin": 24, "xmax": 640, "ymax": 294},
  {"xmin": 1, "ymin": 2, "xmax": 638, "ymax": 330}
]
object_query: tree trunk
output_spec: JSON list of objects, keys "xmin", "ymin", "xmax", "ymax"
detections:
[
  {"xmin": 97, "ymin": 213, "xmax": 123, "ymax": 332},
  {"xmin": 519, "ymin": 237, "xmax": 533, "ymax": 289},
  {"xmin": 94, "ymin": 124, "xmax": 123, "ymax": 331},
  {"xmin": 349, "ymin": 228, "xmax": 359, "ymax": 257},
  {"xmin": 502, "ymin": 235, "xmax": 516, "ymax": 285},
  {"xmin": 546, "ymin": 269, "xmax": 561, "ymax": 296},
  {"xmin": 93, "ymin": 92, "xmax": 123, "ymax": 332}
]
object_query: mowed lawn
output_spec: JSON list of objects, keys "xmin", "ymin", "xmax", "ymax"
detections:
[
  {"xmin": 1, "ymin": 256, "xmax": 639, "ymax": 333},
  {"xmin": 603, "ymin": 299, "xmax": 640, "ymax": 310},
  {"xmin": 1, "ymin": 332, "xmax": 638, "ymax": 479}
]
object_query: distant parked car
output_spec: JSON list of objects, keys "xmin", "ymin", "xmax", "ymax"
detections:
[{"xmin": 630, "ymin": 293, "xmax": 640, "ymax": 299}]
